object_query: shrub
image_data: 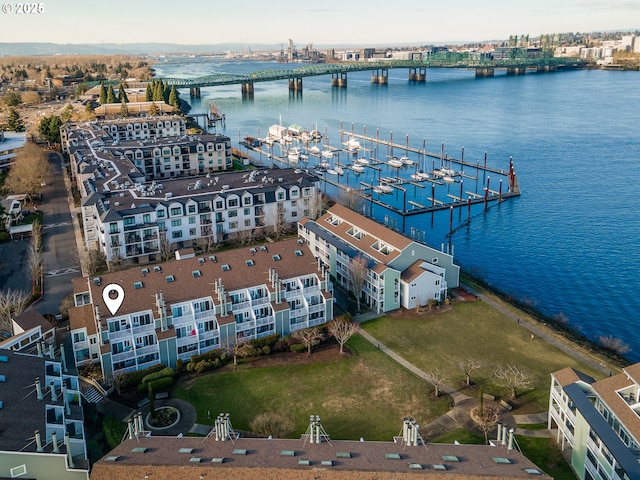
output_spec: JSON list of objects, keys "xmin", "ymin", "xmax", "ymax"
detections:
[
  {"xmin": 251, "ymin": 411, "xmax": 295, "ymax": 438},
  {"xmin": 189, "ymin": 348, "xmax": 224, "ymax": 365},
  {"xmin": 0, "ymin": 231, "xmax": 10, "ymax": 243},
  {"xmin": 250, "ymin": 333, "xmax": 279, "ymax": 350},
  {"xmin": 118, "ymin": 363, "xmax": 165, "ymax": 390},
  {"xmin": 142, "ymin": 367, "xmax": 175, "ymax": 384},
  {"xmin": 176, "ymin": 358, "xmax": 183, "ymax": 373},
  {"xmin": 290, "ymin": 343, "xmax": 306, "ymax": 353},
  {"xmin": 262, "ymin": 345, "xmax": 271, "ymax": 356},
  {"xmin": 137, "ymin": 376, "xmax": 173, "ymax": 395}
]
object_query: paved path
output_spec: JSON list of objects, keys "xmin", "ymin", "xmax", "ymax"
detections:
[{"xmin": 461, "ymin": 283, "xmax": 613, "ymax": 377}]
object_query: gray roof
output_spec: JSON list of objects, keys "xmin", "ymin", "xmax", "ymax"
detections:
[{"xmin": 564, "ymin": 383, "xmax": 640, "ymax": 478}]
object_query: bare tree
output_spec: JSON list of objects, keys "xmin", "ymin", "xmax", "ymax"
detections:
[
  {"xmin": 307, "ymin": 190, "xmax": 327, "ymax": 220},
  {"xmin": 294, "ymin": 327, "xmax": 324, "ymax": 357},
  {"xmin": 193, "ymin": 228, "xmax": 218, "ymax": 254},
  {"xmin": 237, "ymin": 228, "xmax": 254, "ymax": 247},
  {"xmin": 158, "ymin": 231, "xmax": 177, "ymax": 262},
  {"xmin": 328, "ymin": 315, "xmax": 359, "ymax": 354},
  {"xmin": 232, "ymin": 340, "xmax": 255, "ymax": 366},
  {"xmin": 473, "ymin": 402, "xmax": 500, "ymax": 445},
  {"xmin": 599, "ymin": 335, "xmax": 631, "ymax": 355},
  {"xmin": 424, "ymin": 368, "xmax": 448, "ymax": 398},
  {"xmin": 0, "ymin": 289, "xmax": 29, "ymax": 335},
  {"xmin": 349, "ymin": 255, "xmax": 369, "ymax": 313},
  {"xmin": 251, "ymin": 411, "xmax": 295, "ymax": 438},
  {"xmin": 494, "ymin": 364, "xmax": 532, "ymax": 399},
  {"xmin": 27, "ymin": 237, "xmax": 45, "ymax": 291},
  {"xmin": 83, "ymin": 249, "xmax": 107, "ymax": 275},
  {"xmin": 458, "ymin": 359, "xmax": 482, "ymax": 387},
  {"xmin": 268, "ymin": 204, "xmax": 289, "ymax": 240},
  {"xmin": 4, "ymin": 143, "xmax": 53, "ymax": 202},
  {"xmin": 338, "ymin": 187, "xmax": 363, "ymax": 212}
]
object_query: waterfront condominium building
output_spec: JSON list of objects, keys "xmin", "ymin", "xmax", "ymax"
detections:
[
  {"xmin": 298, "ymin": 204, "xmax": 460, "ymax": 313},
  {"xmin": 548, "ymin": 365, "xmax": 640, "ymax": 480},
  {"xmin": 0, "ymin": 349, "xmax": 89, "ymax": 480},
  {"xmin": 78, "ymin": 164, "xmax": 319, "ymax": 264},
  {"xmin": 68, "ymin": 238, "xmax": 333, "ymax": 380}
]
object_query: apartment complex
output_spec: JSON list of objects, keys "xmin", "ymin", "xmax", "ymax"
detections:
[
  {"xmin": 0, "ymin": 308, "xmax": 56, "ymax": 354},
  {"xmin": 61, "ymin": 117, "xmax": 320, "ymax": 264},
  {"xmin": 68, "ymin": 238, "xmax": 333, "ymax": 380},
  {"xmin": 549, "ymin": 365, "xmax": 640, "ymax": 480},
  {"xmin": 0, "ymin": 349, "xmax": 89, "ymax": 480},
  {"xmin": 299, "ymin": 204, "xmax": 459, "ymax": 313}
]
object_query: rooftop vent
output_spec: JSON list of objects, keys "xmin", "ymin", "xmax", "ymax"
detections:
[
  {"xmin": 141, "ymin": 268, "xmax": 149, "ymax": 275},
  {"xmin": 179, "ymin": 448, "xmax": 193, "ymax": 453},
  {"xmin": 221, "ymin": 264, "xmax": 230, "ymax": 272},
  {"xmin": 134, "ymin": 281, "xmax": 144, "ymax": 289},
  {"xmin": 209, "ymin": 255, "xmax": 217, "ymax": 262},
  {"xmin": 433, "ymin": 464, "xmax": 447, "ymax": 470},
  {"xmin": 272, "ymin": 254, "xmax": 281, "ymax": 261},
  {"xmin": 409, "ymin": 463, "xmax": 423, "ymax": 470},
  {"xmin": 385, "ymin": 453, "xmax": 402, "ymax": 460},
  {"xmin": 192, "ymin": 270, "xmax": 202, "ymax": 278},
  {"xmin": 246, "ymin": 260, "xmax": 255, "ymax": 267},
  {"xmin": 154, "ymin": 266, "xmax": 162, "ymax": 272},
  {"xmin": 165, "ymin": 275, "xmax": 175, "ymax": 283}
]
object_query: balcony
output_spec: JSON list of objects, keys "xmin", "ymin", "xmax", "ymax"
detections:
[
  {"xmin": 125, "ymin": 234, "xmax": 142, "ymax": 244},
  {"xmin": 73, "ymin": 339, "xmax": 89, "ymax": 351},
  {"xmin": 303, "ymin": 284, "xmax": 320, "ymax": 295},
  {"xmin": 283, "ymin": 289, "xmax": 302, "ymax": 301},
  {"xmin": 177, "ymin": 336, "xmax": 198, "ymax": 348},
  {"xmin": 108, "ymin": 327, "xmax": 132, "ymax": 342},
  {"xmin": 231, "ymin": 299, "xmax": 251, "ymax": 311},
  {"xmin": 252, "ymin": 296, "xmax": 270, "ymax": 306},
  {"xmin": 198, "ymin": 330, "xmax": 220, "ymax": 341},
  {"xmin": 194, "ymin": 310, "xmax": 215, "ymax": 321},
  {"xmin": 112, "ymin": 349, "xmax": 137, "ymax": 363},
  {"xmin": 255, "ymin": 315, "xmax": 274, "ymax": 327},
  {"xmin": 135, "ymin": 344, "xmax": 159, "ymax": 358}
]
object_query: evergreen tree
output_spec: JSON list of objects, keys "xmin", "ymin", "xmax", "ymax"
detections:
[
  {"xmin": 118, "ymin": 83, "xmax": 129, "ymax": 103},
  {"xmin": 6, "ymin": 107, "xmax": 25, "ymax": 132},
  {"xmin": 163, "ymin": 84, "xmax": 170, "ymax": 103},
  {"xmin": 168, "ymin": 85, "xmax": 180, "ymax": 112},
  {"xmin": 61, "ymin": 103, "xmax": 74, "ymax": 123},
  {"xmin": 145, "ymin": 83, "xmax": 153, "ymax": 102},
  {"xmin": 99, "ymin": 81, "xmax": 107, "ymax": 104},
  {"xmin": 119, "ymin": 100, "xmax": 129, "ymax": 118},
  {"xmin": 149, "ymin": 102, "xmax": 159, "ymax": 116},
  {"xmin": 152, "ymin": 80, "xmax": 164, "ymax": 102},
  {"xmin": 106, "ymin": 84, "xmax": 118, "ymax": 104},
  {"xmin": 38, "ymin": 115, "xmax": 62, "ymax": 143}
]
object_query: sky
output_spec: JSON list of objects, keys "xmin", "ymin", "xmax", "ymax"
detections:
[{"xmin": 1, "ymin": 0, "xmax": 638, "ymax": 46}]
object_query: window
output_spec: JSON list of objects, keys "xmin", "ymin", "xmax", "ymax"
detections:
[
  {"xmin": 244, "ymin": 207, "xmax": 251, "ymax": 215},
  {"xmin": 221, "ymin": 264, "xmax": 230, "ymax": 271},
  {"xmin": 171, "ymin": 219, "xmax": 182, "ymax": 227},
  {"xmin": 295, "ymin": 250, "xmax": 303, "ymax": 256},
  {"xmin": 172, "ymin": 231, "xmax": 182, "ymax": 239},
  {"xmin": 192, "ymin": 270, "xmax": 202, "ymax": 277},
  {"xmin": 188, "ymin": 216, "xmax": 196, "ymax": 224},
  {"xmin": 124, "ymin": 216, "xmax": 135, "ymax": 226},
  {"xmin": 215, "ymin": 200, "xmax": 223, "ymax": 209},
  {"xmin": 229, "ymin": 221, "xmax": 238, "ymax": 229},
  {"xmin": 246, "ymin": 260, "xmax": 255, "ymax": 266},
  {"xmin": 303, "ymin": 187, "xmax": 311, "ymax": 196},
  {"xmin": 188, "ymin": 205, "xmax": 196, "ymax": 214},
  {"xmin": 143, "ymin": 213, "xmax": 151, "ymax": 224},
  {"xmin": 273, "ymin": 254, "xmax": 281, "ymax": 261},
  {"xmin": 157, "ymin": 209, "xmax": 165, "ymax": 218},
  {"xmin": 228, "ymin": 210, "xmax": 237, "ymax": 218},
  {"xmin": 189, "ymin": 228, "xmax": 196, "ymax": 236},
  {"xmin": 166, "ymin": 275, "xmax": 175, "ymax": 283},
  {"xmin": 170, "ymin": 207, "xmax": 182, "ymax": 216},
  {"xmin": 277, "ymin": 192, "xmax": 285, "ymax": 200},
  {"xmin": 244, "ymin": 219, "xmax": 251, "ymax": 227},
  {"xmin": 134, "ymin": 281, "xmax": 144, "ymax": 289},
  {"xmin": 228, "ymin": 198, "xmax": 239, "ymax": 208}
]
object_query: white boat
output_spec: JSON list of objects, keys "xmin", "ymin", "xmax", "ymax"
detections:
[
  {"xmin": 310, "ymin": 130, "xmax": 322, "ymax": 140},
  {"xmin": 443, "ymin": 175, "xmax": 455, "ymax": 183},
  {"xmin": 373, "ymin": 183, "xmax": 393, "ymax": 194},
  {"xmin": 287, "ymin": 147, "xmax": 300, "ymax": 162},
  {"xmin": 309, "ymin": 145, "xmax": 320, "ymax": 155},
  {"xmin": 410, "ymin": 171, "xmax": 430, "ymax": 181},
  {"xmin": 321, "ymin": 149, "xmax": 334, "ymax": 159},
  {"xmin": 317, "ymin": 160, "xmax": 330, "ymax": 170},
  {"xmin": 387, "ymin": 158, "xmax": 404, "ymax": 168},
  {"xmin": 351, "ymin": 164, "xmax": 365, "ymax": 173},
  {"xmin": 334, "ymin": 166, "xmax": 344, "ymax": 176},
  {"xmin": 400, "ymin": 155, "xmax": 415, "ymax": 166},
  {"xmin": 356, "ymin": 157, "xmax": 370, "ymax": 165},
  {"xmin": 433, "ymin": 167, "xmax": 455, "ymax": 177},
  {"xmin": 326, "ymin": 168, "xmax": 338, "ymax": 175},
  {"xmin": 344, "ymin": 138, "xmax": 361, "ymax": 153}
]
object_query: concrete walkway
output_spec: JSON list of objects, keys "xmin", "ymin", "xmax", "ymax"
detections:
[
  {"xmin": 357, "ymin": 321, "xmax": 546, "ymax": 441},
  {"xmin": 462, "ymin": 283, "xmax": 612, "ymax": 377}
]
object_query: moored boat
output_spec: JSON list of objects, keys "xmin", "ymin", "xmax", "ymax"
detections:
[{"xmin": 387, "ymin": 158, "xmax": 404, "ymax": 168}]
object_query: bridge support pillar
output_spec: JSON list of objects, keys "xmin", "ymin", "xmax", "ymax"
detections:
[
  {"xmin": 537, "ymin": 65, "xmax": 557, "ymax": 73},
  {"xmin": 475, "ymin": 67, "xmax": 494, "ymax": 78},
  {"xmin": 331, "ymin": 72, "xmax": 347, "ymax": 88},
  {"xmin": 189, "ymin": 87, "xmax": 201, "ymax": 97},
  {"xmin": 288, "ymin": 77, "xmax": 303, "ymax": 92},
  {"xmin": 408, "ymin": 67, "xmax": 426, "ymax": 82},
  {"xmin": 371, "ymin": 69, "xmax": 388, "ymax": 84},
  {"xmin": 506, "ymin": 67, "xmax": 526, "ymax": 75},
  {"xmin": 241, "ymin": 81, "xmax": 254, "ymax": 95}
]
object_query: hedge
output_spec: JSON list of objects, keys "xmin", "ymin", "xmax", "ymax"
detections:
[
  {"xmin": 142, "ymin": 367, "xmax": 175, "ymax": 384},
  {"xmin": 290, "ymin": 344, "xmax": 306, "ymax": 353},
  {"xmin": 250, "ymin": 333, "xmax": 279, "ymax": 350},
  {"xmin": 136, "ymin": 376, "xmax": 173, "ymax": 395},
  {"xmin": 118, "ymin": 363, "xmax": 165, "ymax": 390},
  {"xmin": 189, "ymin": 348, "xmax": 224, "ymax": 365}
]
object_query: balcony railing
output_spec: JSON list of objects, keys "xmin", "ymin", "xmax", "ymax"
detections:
[
  {"xmin": 283, "ymin": 289, "xmax": 302, "ymax": 301},
  {"xmin": 111, "ymin": 349, "xmax": 137, "ymax": 363},
  {"xmin": 72, "ymin": 339, "xmax": 89, "ymax": 351},
  {"xmin": 255, "ymin": 315, "xmax": 274, "ymax": 327},
  {"xmin": 252, "ymin": 296, "xmax": 271, "ymax": 306},
  {"xmin": 134, "ymin": 344, "xmax": 159, "ymax": 358},
  {"xmin": 194, "ymin": 310, "xmax": 214, "ymax": 321},
  {"xmin": 108, "ymin": 328, "xmax": 133, "ymax": 342},
  {"xmin": 231, "ymin": 299, "xmax": 251, "ymax": 311}
]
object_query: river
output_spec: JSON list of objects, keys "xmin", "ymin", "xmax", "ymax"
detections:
[{"xmin": 154, "ymin": 58, "xmax": 640, "ymax": 362}]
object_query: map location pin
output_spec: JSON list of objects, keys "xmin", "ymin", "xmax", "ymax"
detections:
[{"xmin": 103, "ymin": 284, "xmax": 125, "ymax": 316}]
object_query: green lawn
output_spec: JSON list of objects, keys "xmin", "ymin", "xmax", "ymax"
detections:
[
  {"xmin": 361, "ymin": 301, "xmax": 605, "ymax": 413},
  {"xmin": 515, "ymin": 436, "xmax": 576, "ymax": 480},
  {"xmin": 174, "ymin": 335, "xmax": 450, "ymax": 441}
]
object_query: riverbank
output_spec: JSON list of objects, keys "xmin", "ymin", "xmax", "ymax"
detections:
[{"xmin": 459, "ymin": 272, "xmax": 628, "ymax": 374}]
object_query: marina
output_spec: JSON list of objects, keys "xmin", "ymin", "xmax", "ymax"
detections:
[{"xmin": 238, "ymin": 120, "xmax": 519, "ymax": 235}]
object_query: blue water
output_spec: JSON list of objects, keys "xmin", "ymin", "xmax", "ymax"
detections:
[{"xmin": 155, "ymin": 59, "xmax": 640, "ymax": 361}]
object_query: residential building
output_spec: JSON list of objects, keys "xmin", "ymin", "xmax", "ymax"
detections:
[
  {"xmin": 298, "ymin": 204, "xmax": 459, "ymax": 313},
  {"xmin": 0, "ymin": 308, "xmax": 56, "ymax": 354},
  {"xmin": 0, "ymin": 349, "xmax": 89, "ymax": 480},
  {"xmin": 68, "ymin": 238, "xmax": 333, "ymax": 380},
  {"xmin": 89, "ymin": 417, "xmax": 548, "ymax": 479},
  {"xmin": 0, "ymin": 130, "xmax": 27, "ymax": 172},
  {"xmin": 79, "ymin": 167, "xmax": 319, "ymax": 264},
  {"xmin": 549, "ymin": 365, "xmax": 640, "ymax": 480}
]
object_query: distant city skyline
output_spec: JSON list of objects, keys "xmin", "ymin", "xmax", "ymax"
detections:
[{"xmin": 2, "ymin": 0, "xmax": 638, "ymax": 47}]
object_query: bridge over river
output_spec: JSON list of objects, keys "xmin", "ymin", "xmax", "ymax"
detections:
[{"xmin": 159, "ymin": 52, "xmax": 586, "ymax": 96}]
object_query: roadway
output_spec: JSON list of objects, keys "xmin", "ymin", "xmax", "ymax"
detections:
[{"xmin": 33, "ymin": 152, "xmax": 83, "ymax": 315}]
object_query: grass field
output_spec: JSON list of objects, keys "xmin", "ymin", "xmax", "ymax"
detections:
[
  {"xmin": 360, "ymin": 301, "xmax": 605, "ymax": 413},
  {"xmin": 174, "ymin": 335, "xmax": 450, "ymax": 441}
]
